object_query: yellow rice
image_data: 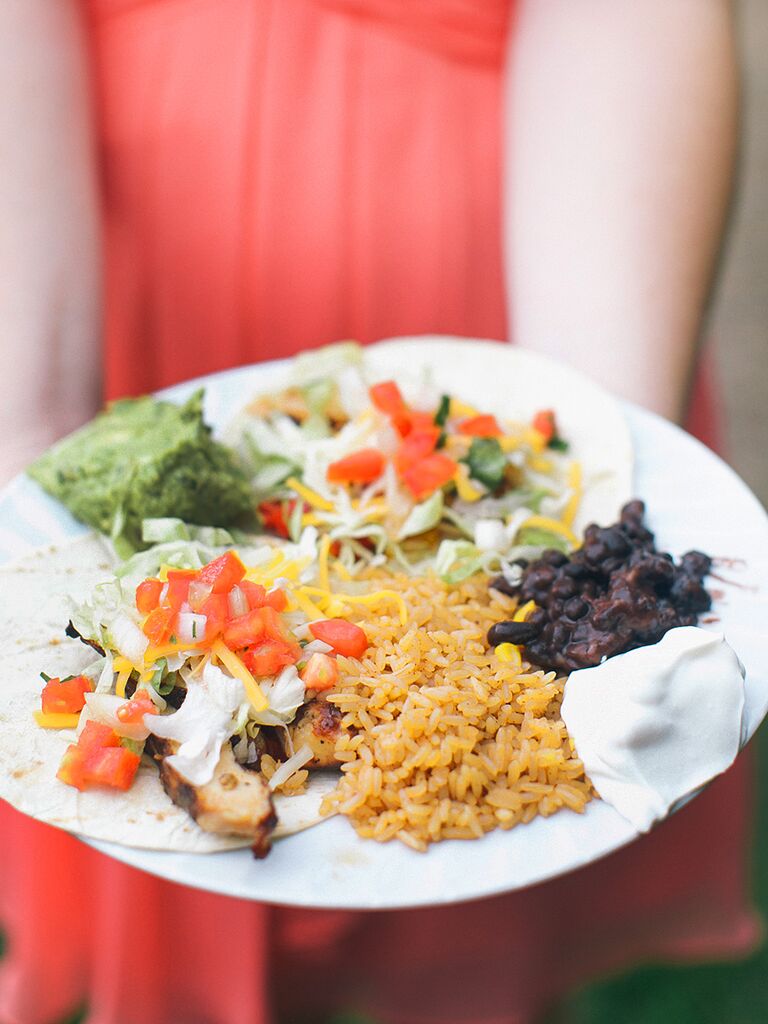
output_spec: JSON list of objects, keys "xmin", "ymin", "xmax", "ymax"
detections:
[{"xmin": 321, "ymin": 573, "xmax": 592, "ymax": 850}]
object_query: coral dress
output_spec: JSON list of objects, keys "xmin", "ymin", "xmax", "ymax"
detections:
[{"xmin": 0, "ymin": 2, "xmax": 758, "ymax": 1023}]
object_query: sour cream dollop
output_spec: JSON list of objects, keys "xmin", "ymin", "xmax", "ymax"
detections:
[
  {"xmin": 145, "ymin": 663, "xmax": 245, "ymax": 786},
  {"xmin": 560, "ymin": 627, "xmax": 746, "ymax": 832}
]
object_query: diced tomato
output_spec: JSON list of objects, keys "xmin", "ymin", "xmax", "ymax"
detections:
[
  {"xmin": 116, "ymin": 691, "xmax": 158, "ymax": 725},
  {"xmin": 258, "ymin": 605, "xmax": 295, "ymax": 644},
  {"xmin": 327, "ymin": 448, "xmax": 385, "ymax": 485},
  {"xmin": 309, "ymin": 619, "xmax": 369, "ymax": 659},
  {"xmin": 264, "ymin": 588, "xmax": 288, "ymax": 612},
  {"xmin": 370, "ymin": 381, "xmax": 406, "ymax": 416},
  {"xmin": 199, "ymin": 551, "xmax": 246, "ymax": 594},
  {"xmin": 82, "ymin": 745, "xmax": 141, "ymax": 791},
  {"xmin": 222, "ymin": 608, "xmax": 267, "ymax": 650},
  {"xmin": 135, "ymin": 578, "xmax": 163, "ymax": 615},
  {"xmin": 187, "ymin": 579, "xmax": 214, "ymax": 612},
  {"xmin": 142, "ymin": 605, "xmax": 176, "ymax": 646},
  {"xmin": 458, "ymin": 414, "xmax": 502, "ymax": 437},
  {"xmin": 57, "ymin": 720, "xmax": 140, "ymax": 792},
  {"xmin": 41, "ymin": 675, "xmax": 93, "ymax": 715},
  {"xmin": 165, "ymin": 569, "xmax": 197, "ymax": 610},
  {"xmin": 241, "ymin": 639, "xmax": 301, "ymax": 677},
  {"xmin": 394, "ymin": 427, "xmax": 441, "ymax": 475},
  {"xmin": 532, "ymin": 409, "xmax": 556, "ymax": 443},
  {"xmin": 301, "ymin": 652, "xmax": 339, "ymax": 692},
  {"xmin": 78, "ymin": 720, "xmax": 121, "ymax": 754},
  {"xmin": 259, "ymin": 500, "xmax": 290, "ymax": 538},
  {"xmin": 401, "ymin": 452, "xmax": 458, "ymax": 501},
  {"xmin": 199, "ymin": 593, "xmax": 230, "ymax": 643},
  {"xmin": 56, "ymin": 745, "xmax": 88, "ymax": 790},
  {"xmin": 239, "ymin": 580, "xmax": 267, "ymax": 609},
  {"xmin": 408, "ymin": 411, "xmax": 438, "ymax": 433}
]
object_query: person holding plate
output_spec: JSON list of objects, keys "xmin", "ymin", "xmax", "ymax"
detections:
[{"xmin": 0, "ymin": 2, "xmax": 756, "ymax": 1023}]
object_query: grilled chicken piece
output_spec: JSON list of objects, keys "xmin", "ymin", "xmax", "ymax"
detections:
[
  {"xmin": 147, "ymin": 737, "xmax": 277, "ymax": 858},
  {"xmin": 287, "ymin": 697, "xmax": 344, "ymax": 769}
]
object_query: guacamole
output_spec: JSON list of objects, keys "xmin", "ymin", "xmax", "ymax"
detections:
[{"xmin": 29, "ymin": 390, "xmax": 253, "ymax": 553}]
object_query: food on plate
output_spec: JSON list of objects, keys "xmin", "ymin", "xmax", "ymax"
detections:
[
  {"xmin": 487, "ymin": 501, "xmax": 714, "ymax": 672},
  {"xmin": 2, "ymin": 339, "xmax": 747, "ymax": 857},
  {"xmin": 321, "ymin": 572, "xmax": 591, "ymax": 851},
  {"xmin": 227, "ymin": 343, "xmax": 607, "ymax": 577},
  {"xmin": 28, "ymin": 390, "xmax": 253, "ymax": 555}
]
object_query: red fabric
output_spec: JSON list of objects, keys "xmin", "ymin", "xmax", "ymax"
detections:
[{"xmin": 0, "ymin": 2, "xmax": 758, "ymax": 1023}]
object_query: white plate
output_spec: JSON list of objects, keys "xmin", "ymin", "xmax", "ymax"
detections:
[{"xmin": 1, "ymin": 339, "xmax": 767, "ymax": 910}]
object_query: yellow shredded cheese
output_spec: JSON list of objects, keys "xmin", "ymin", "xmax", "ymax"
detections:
[
  {"xmin": 523, "ymin": 427, "xmax": 547, "ymax": 454},
  {"xmin": 285, "ymin": 477, "xmax": 334, "ymax": 512},
  {"xmin": 450, "ymin": 398, "xmax": 480, "ymax": 419},
  {"xmin": 332, "ymin": 560, "xmax": 352, "ymax": 581},
  {"xmin": 513, "ymin": 600, "xmax": 537, "ymax": 623},
  {"xmin": 114, "ymin": 667, "xmax": 131, "ymax": 699},
  {"xmin": 33, "ymin": 711, "xmax": 81, "ymax": 729},
  {"xmin": 210, "ymin": 640, "xmax": 268, "ymax": 712},
  {"xmin": 454, "ymin": 463, "xmax": 484, "ymax": 503},
  {"xmin": 112, "ymin": 656, "xmax": 133, "ymax": 675},
  {"xmin": 562, "ymin": 461, "xmax": 583, "ymax": 529},
  {"xmin": 292, "ymin": 588, "xmax": 327, "ymax": 621},
  {"xmin": 498, "ymin": 434, "xmax": 522, "ymax": 453},
  {"xmin": 528, "ymin": 455, "xmax": 553, "ymax": 474},
  {"xmin": 519, "ymin": 514, "xmax": 578, "ymax": 548},
  {"xmin": 318, "ymin": 534, "xmax": 331, "ymax": 592},
  {"xmin": 301, "ymin": 513, "xmax": 323, "ymax": 527},
  {"xmin": 495, "ymin": 643, "xmax": 523, "ymax": 669},
  {"xmin": 344, "ymin": 590, "xmax": 408, "ymax": 626}
]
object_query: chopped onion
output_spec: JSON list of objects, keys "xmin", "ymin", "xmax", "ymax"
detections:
[
  {"xmin": 177, "ymin": 612, "xmax": 207, "ymax": 644},
  {"xmin": 303, "ymin": 638, "xmax": 333, "ymax": 656},
  {"xmin": 474, "ymin": 518, "xmax": 507, "ymax": 552},
  {"xmin": 82, "ymin": 692, "xmax": 152, "ymax": 741},
  {"xmin": 159, "ymin": 583, "xmax": 169, "ymax": 604},
  {"xmin": 228, "ymin": 585, "xmax": 249, "ymax": 619},
  {"xmin": 188, "ymin": 580, "xmax": 213, "ymax": 612},
  {"xmin": 267, "ymin": 743, "xmax": 314, "ymax": 791},
  {"xmin": 110, "ymin": 613, "xmax": 149, "ymax": 666}
]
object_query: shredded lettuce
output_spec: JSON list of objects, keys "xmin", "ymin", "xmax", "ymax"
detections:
[
  {"xmin": 434, "ymin": 540, "xmax": 484, "ymax": 584},
  {"xmin": 397, "ymin": 490, "xmax": 444, "ymax": 541},
  {"xmin": 290, "ymin": 341, "xmax": 363, "ymax": 386},
  {"xmin": 516, "ymin": 527, "xmax": 570, "ymax": 553}
]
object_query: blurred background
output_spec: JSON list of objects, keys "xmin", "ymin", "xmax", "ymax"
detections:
[
  {"xmin": 713, "ymin": 0, "xmax": 768, "ymax": 510},
  {"xmin": 1, "ymin": 1, "xmax": 765, "ymax": 1022},
  {"xmin": 559, "ymin": 1, "xmax": 768, "ymax": 1019}
]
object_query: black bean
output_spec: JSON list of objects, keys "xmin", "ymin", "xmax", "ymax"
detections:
[
  {"xmin": 486, "ymin": 499, "xmax": 713, "ymax": 673},
  {"xmin": 487, "ymin": 619, "xmax": 542, "ymax": 647}
]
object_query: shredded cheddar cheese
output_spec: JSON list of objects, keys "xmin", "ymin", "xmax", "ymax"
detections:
[
  {"xmin": 210, "ymin": 640, "xmax": 268, "ymax": 712},
  {"xmin": 513, "ymin": 600, "xmax": 537, "ymax": 623},
  {"xmin": 285, "ymin": 477, "xmax": 334, "ymax": 512},
  {"xmin": 33, "ymin": 710, "xmax": 81, "ymax": 729},
  {"xmin": 520, "ymin": 514, "xmax": 578, "ymax": 548},
  {"xmin": 562, "ymin": 461, "xmax": 583, "ymax": 529}
]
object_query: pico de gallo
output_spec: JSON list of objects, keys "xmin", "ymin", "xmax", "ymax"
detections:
[
  {"xmin": 36, "ymin": 538, "xmax": 378, "ymax": 796},
  {"xmin": 227, "ymin": 343, "xmax": 581, "ymax": 584}
]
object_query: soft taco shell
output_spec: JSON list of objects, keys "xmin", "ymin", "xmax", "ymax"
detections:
[{"xmin": 0, "ymin": 534, "xmax": 334, "ymax": 853}]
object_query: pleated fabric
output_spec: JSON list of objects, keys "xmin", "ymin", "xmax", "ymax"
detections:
[{"xmin": 0, "ymin": 2, "xmax": 758, "ymax": 1022}]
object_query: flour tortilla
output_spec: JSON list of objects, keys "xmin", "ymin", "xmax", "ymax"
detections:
[
  {"xmin": 365, "ymin": 338, "xmax": 633, "ymax": 534},
  {"xmin": 225, "ymin": 336, "xmax": 633, "ymax": 535},
  {"xmin": 0, "ymin": 534, "xmax": 336, "ymax": 852}
]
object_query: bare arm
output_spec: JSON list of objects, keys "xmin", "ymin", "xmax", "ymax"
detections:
[
  {"xmin": 504, "ymin": 0, "xmax": 738, "ymax": 422},
  {"xmin": 0, "ymin": 0, "xmax": 101, "ymax": 484}
]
